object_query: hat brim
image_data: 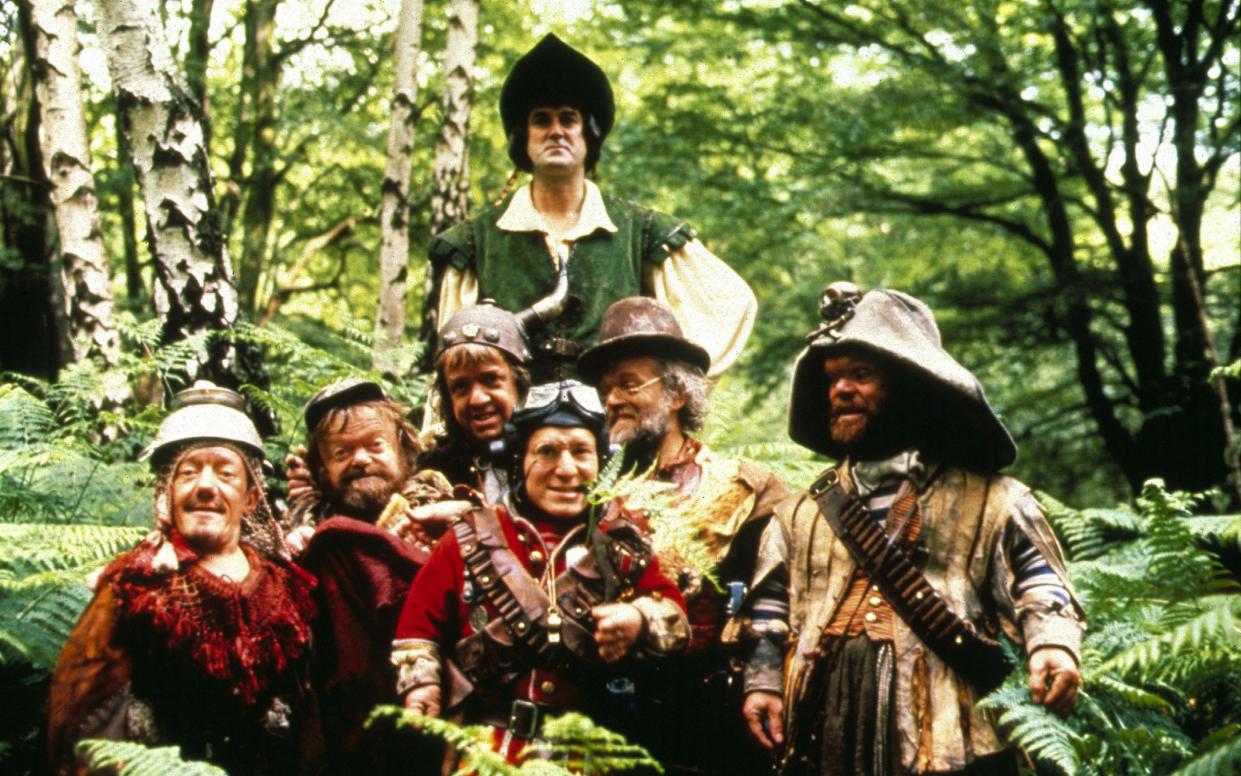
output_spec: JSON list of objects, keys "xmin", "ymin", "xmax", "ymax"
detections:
[
  {"xmin": 578, "ymin": 334, "xmax": 711, "ymax": 385},
  {"xmin": 788, "ymin": 341, "xmax": 1017, "ymax": 471}
]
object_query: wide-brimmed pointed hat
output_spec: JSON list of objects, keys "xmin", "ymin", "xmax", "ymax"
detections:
[
  {"xmin": 788, "ymin": 283, "xmax": 1017, "ymax": 471},
  {"xmin": 577, "ymin": 297, "xmax": 710, "ymax": 384},
  {"xmin": 500, "ymin": 34, "xmax": 615, "ymax": 171}
]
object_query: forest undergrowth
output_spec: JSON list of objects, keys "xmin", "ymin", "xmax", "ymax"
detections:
[{"xmin": 1, "ymin": 321, "xmax": 1238, "ymax": 775}]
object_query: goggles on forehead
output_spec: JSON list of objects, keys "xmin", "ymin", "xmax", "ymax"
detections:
[{"xmin": 521, "ymin": 380, "xmax": 604, "ymax": 417}]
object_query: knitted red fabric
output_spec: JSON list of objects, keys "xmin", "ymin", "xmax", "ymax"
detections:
[{"xmin": 103, "ymin": 533, "xmax": 316, "ymax": 708}]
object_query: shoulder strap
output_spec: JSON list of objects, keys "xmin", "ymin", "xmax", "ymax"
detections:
[
  {"xmin": 451, "ymin": 515, "xmax": 557, "ymax": 684},
  {"xmin": 809, "ymin": 469, "xmax": 1013, "ymax": 694}
]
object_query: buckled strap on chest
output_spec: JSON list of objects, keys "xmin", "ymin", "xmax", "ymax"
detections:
[
  {"xmin": 811, "ymin": 469, "xmax": 1013, "ymax": 694},
  {"xmin": 452, "ymin": 517, "xmax": 554, "ymax": 684}
]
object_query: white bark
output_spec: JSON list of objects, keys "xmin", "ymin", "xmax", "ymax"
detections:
[
  {"xmin": 93, "ymin": 0, "xmax": 239, "ymax": 378},
  {"xmin": 429, "ymin": 0, "xmax": 477, "ymax": 238},
  {"xmin": 374, "ymin": 0, "xmax": 426, "ymax": 372},
  {"xmin": 27, "ymin": 0, "xmax": 123, "ymax": 374}
]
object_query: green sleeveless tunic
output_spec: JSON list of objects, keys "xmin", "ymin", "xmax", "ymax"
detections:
[{"xmin": 429, "ymin": 190, "xmax": 695, "ymax": 380}]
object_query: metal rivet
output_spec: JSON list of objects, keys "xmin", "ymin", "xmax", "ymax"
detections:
[
  {"xmin": 864, "ymin": 612, "xmax": 877, "ymax": 623},
  {"xmin": 869, "ymin": 596, "xmax": 881, "ymax": 606}
]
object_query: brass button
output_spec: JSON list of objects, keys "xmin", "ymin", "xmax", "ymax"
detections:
[
  {"xmin": 871, "ymin": 585, "xmax": 880, "ymax": 592},
  {"xmin": 864, "ymin": 612, "xmax": 877, "ymax": 623},
  {"xmin": 954, "ymin": 635, "xmax": 963, "ymax": 645},
  {"xmin": 529, "ymin": 550, "xmax": 545, "ymax": 563},
  {"xmin": 540, "ymin": 680, "xmax": 556, "ymax": 694},
  {"xmin": 868, "ymin": 596, "xmax": 881, "ymax": 606},
  {"xmin": 915, "ymin": 591, "xmax": 924, "ymax": 601}
]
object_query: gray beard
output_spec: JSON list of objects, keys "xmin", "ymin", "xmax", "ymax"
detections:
[{"xmin": 610, "ymin": 400, "xmax": 674, "ymax": 465}]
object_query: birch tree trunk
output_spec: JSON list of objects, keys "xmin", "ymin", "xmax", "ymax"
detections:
[
  {"xmin": 418, "ymin": 0, "xmax": 478, "ymax": 360},
  {"xmin": 374, "ymin": 0, "xmax": 425, "ymax": 373},
  {"xmin": 93, "ymin": 0, "xmax": 240, "ymax": 384},
  {"xmin": 25, "ymin": 0, "xmax": 125, "ymax": 383},
  {"xmin": 429, "ymin": 0, "xmax": 477, "ymax": 238}
]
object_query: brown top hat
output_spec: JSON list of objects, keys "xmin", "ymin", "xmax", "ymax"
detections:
[{"xmin": 577, "ymin": 297, "xmax": 710, "ymax": 384}]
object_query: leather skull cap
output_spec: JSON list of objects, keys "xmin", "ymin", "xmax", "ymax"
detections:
[
  {"xmin": 788, "ymin": 283, "xmax": 1017, "ymax": 471},
  {"xmin": 302, "ymin": 378, "xmax": 388, "ymax": 432},
  {"xmin": 577, "ymin": 296, "xmax": 710, "ymax": 385}
]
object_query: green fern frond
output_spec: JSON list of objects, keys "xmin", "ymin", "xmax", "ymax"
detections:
[
  {"xmin": 1102, "ymin": 597, "xmax": 1241, "ymax": 677},
  {"xmin": 368, "ymin": 705, "xmax": 662, "ymax": 775},
  {"xmin": 978, "ymin": 682, "xmax": 1083, "ymax": 775},
  {"xmin": 0, "ymin": 385, "xmax": 56, "ymax": 444},
  {"xmin": 539, "ymin": 712, "xmax": 663, "ymax": 773},
  {"xmin": 0, "ymin": 524, "xmax": 145, "ymax": 576},
  {"xmin": 0, "ymin": 572, "xmax": 93, "ymax": 669},
  {"xmin": 588, "ymin": 460, "xmax": 721, "ymax": 591},
  {"xmin": 1172, "ymin": 725, "xmax": 1241, "ymax": 776},
  {"xmin": 74, "ymin": 739, "xmax": 229, "ymax": 776}
]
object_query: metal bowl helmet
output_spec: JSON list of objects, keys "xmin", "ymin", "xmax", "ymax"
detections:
[{"xmin": 142, "ymin": 381, "xmax": 266, "ymax": 470}]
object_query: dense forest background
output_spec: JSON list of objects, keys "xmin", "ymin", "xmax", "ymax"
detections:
[{"xmin": 1, "ymin": 0, "xmax": 1239, "ymax": 773}]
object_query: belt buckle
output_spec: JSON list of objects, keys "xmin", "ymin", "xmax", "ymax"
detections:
[
  {"xmin": 810, "ymin": 468, "xmax": 840, "ymax": 496},
  {"xmin": 508, "ymin": 699, "xmax": 541, "ymax": 741}
]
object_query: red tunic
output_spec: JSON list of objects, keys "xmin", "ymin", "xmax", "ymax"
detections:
[{"xmin": 395, "ymin": 505, "xmax": 684, "ymax": 715}]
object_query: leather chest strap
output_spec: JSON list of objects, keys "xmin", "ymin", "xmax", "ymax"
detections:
[
  {"xmin": 810, "ymin": 469, "xmax": 1013, "ymax": 694},
  {"xmin": 451, "ymin": 516, "xmax": 555, "ymax": 684}
]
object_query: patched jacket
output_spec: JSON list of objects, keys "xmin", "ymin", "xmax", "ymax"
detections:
[{"xmin": 751, "ymin": 463, "xmax": 1084, "ymax": 772}]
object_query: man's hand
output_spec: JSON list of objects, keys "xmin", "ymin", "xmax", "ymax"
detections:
[
  {"xmin": 1029, "ymin": 646, "xmax": 1080, "ymax": 717},
  {"xmin": 284, "ymin": 447, "xmax": 315, "ymax": 502},
  {"xmin": 591, "ymin": 602, "xmax": 643, "ymax": 663},
  {"xmin": 394, "ymin": 500, "xmax": 472, "ymax": 551},
  {"xmin": 742, "ymin": 691, "xmax": 784, "ymax": 750},
  {"xmin": 403, "ymin": 684, "xmax": 441, "ymax": 718},
  {"xmin": 285, "ymin": 525, "xmax": 315, "ymax": 556}
]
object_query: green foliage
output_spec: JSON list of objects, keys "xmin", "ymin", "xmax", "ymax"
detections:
[
  {"xmin": 74, "ymin": 739, "xmax": 229, "ymax": 776},
  {"xmin": 0, "ymin": 523, "xmax": 144, "ymax": 669},
  {"xmin": 982, "ymin": 480, "xmax": 1241, "ymax": 775},
  {"xmin": 588, "ymin": 453, "xmax": 720, "ymax": 592},
  {"xmin": 368, "ymin": 705, "xmax": 662, "ymax": 775}
]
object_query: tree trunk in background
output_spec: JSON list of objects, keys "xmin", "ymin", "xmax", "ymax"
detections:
[
  {"xmin": 420, "ymin": 0, "xmax": 477, "ymax": 361},
  {"xmin": 233, "ymin": 0, "xmax": 278, "ymax": 314},
  {"xmin": 93, "ymin": 0, "xmax": 240, "ymax": 388},
  {"xmin": 114, "ymin": 105, "xmax": 142, "ymax": 302},
  {"xmin": 1, "ymin": 2, "xmax": 59, "ymax": 378},
  {"xmin": 430, "ymin": 0, "xmax": 477, "ymax": 238},
  {"xmin": 185, "ymin": 0, "xmax": 215, "ymax": 130},
  {"xmin": 374, "ymin": 0, "xmax": 425, "ymax": 374},
  {"xmin": 26, "ymin": 0, "xmax": 126, "ymax": 392}
]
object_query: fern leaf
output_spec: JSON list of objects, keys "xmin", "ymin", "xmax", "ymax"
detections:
[
  {"xmin": 1102, "ymin": 598, "xmax": 1241, "ymax": 677},
  {"xmin": 74, "ymin": 739, "xmax": 229, "ymax": 775},
  {"xmin": 1172, "ymin": 726, "xmax": 1241, "ymax": 776}
]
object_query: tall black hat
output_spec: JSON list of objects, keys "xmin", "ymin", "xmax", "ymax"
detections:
[{"xmin": 500, "ymin": 34, "xmax": 615, "ymax": 171}]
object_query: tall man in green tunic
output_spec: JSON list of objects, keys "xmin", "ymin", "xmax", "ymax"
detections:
[{"xmin": 429, "ymin": 34, "xmax": 755, "ymax": 383}]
